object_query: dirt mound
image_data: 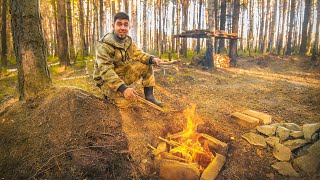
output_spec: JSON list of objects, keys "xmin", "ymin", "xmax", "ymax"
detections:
[{"xmin": 0, "ymin": 87, "xmax": 131, "ymax": 179}]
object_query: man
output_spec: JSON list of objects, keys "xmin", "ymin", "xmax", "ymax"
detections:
[{"xmin": 93, "ymin": 12, "xmax": 163, "ymax": 107}]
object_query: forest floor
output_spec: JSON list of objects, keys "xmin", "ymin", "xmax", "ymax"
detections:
[{"xmin": 0, "ymin": 54, "xmax": 319, "ymax": 179}]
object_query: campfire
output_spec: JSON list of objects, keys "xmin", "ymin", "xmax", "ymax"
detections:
[{"xmin": 149, "ymin": 105, "xmax": 228, "ymax": 180}]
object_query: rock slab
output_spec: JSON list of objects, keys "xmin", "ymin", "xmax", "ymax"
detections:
[
  {"xmin": 242, "ymin": 132, "xmax": 267, "ymax": 147},
  {"xmin": 271, "ymin": 162, "xmax": 300, "ymax": 177}
]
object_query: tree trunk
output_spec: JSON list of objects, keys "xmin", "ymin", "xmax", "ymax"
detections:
[
  {"xmin": 229, "ymin": 0, "xmax": 240, "ymax": 65},
  {"xmin": 307, "ymin": 0, "xmax": 314, "ymax": 54},
  {"xmin": 300, "ymin": 0, "xmax": 311, "ymax": 54},
  {"xmin": 124, "ymin": 0, "xmax": 128, "ymax": 13},
  {"xmin": 10, "ymin": 0, "xmax": 51, "ymax": 100},
  {"xmin": 142, "ymin": 0, "xmax": 147, "ymax": 51},
  {"xmin": 268, "ymin": 0, "xmax": 277, "ymax": 52},
  {"xmin": 52, "ymin": 0, "xmax": 58, "ymax": 57},
  {"xmin": 177, "ymin": 0, "xmax": 181, "ymax": 59},
  {"xmin": 285, "ymin": 0, "xmax": 296, "ymax": 55},
  {"xmin": 79, "ymin": 0, "xmax": 87, "ymax": 57},
  {"xmin": 278, "ymin": 0, "xmax": 287, "ymax": 55},
  {"xmin": 259, "ymin": 0, "xmax": 265, "ymax": 51},
  {"xmin": 218, "ymin": 0, "xmax": 226, "ymax": 53},
  {"xmin": 240, "ymin": 3, "xmax": 245, "ymax": 51},
  {"xmin": 1, "ymin": 0, "xmax": 7, "ymax": 70},
  {"xmin": 181, "ymin": 0, "xmax": 188, "ymax": 57},
  {"xmin": 157, "ymin": 0, "xmax": 162, "ymax": 58},
  {"xmin": 196, "ymin": 0, "xmax": 203, "ymax": 53},
  {"xmin": 131, "ymin": 0, "xmax": 137, "ymax": 42},
  {"xmin": 262, "ymin": 0, "xmax": 270, "ymax": 53},
  {"xmin": 99, "ymin": 0, "xmax": 104, "ymax": 37},
  {"xmin": 57, "ymin": 0, "xmax": 70, "ymax": 66},
  {"xmin": 248, "ymin": 0, "xmax": 254, "ymax": 56},
  {"xmin": 171, "ymin": 0, "xmax": 176, "ymax": 54},
  {"xmin": 86, "ymin": 0, "xmax": 90, "ymax": 53},
  {"xmin": 311, "ymin": 0, "xmax": 320, "ymax": 61},
  {"xmin": 205, "ymin": 0, "xmax": 214, "ymax": 69},
  {"xmin": 66, "ymin": 0, "xmax": 75, "ymax": 62}
]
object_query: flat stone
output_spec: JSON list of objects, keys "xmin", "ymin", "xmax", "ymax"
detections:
[
  {"xmin": 307, "ymin": 140, "xmax": 320, "ymax": 157},
  {"xmin": 265, "ymin": 137, "xmax": 280, "ymax": 148},
  {"xmin": 276, "ymin": 126, "xmax": 290, "ymax": 141},
  {"xmin": 282, "ymin": 139, "xmax": 308, "ymax": 151},
  {"xmin": 271, "ymin": 162, "xmax": 300, "ymax": 177},
  {"xmin": 257, "ymin": 125, "xmax": 277, "ymax": 136},
  {"xmin": 290, "ymin": 130, "xmax": 304, "ymax": 139},
  {"xmin": 311, "ymin": 133, "xmax": 319, "ymax": 143},
  {"xmin": 283, "ymin": 123, "xmax": 302, "ymax": 131},
  {"xmin": 242, "ymin": 132, "xmax": 267, "ymax": 147},
  {"xmin": 200, "ymin": 133, "xmax": 228, "ymax": 156},
  {"xmin": 231, "ymin": 112, "xmax": 259, "ymax": 129},
  {"xmin": 293, "ymin": 153, "xmax": 320, "ymax": 176},
  {"xmin": 201, "ymin": 154, "xmax": 226, "ymax": 180},
  {"xmin": 303, "ymin": 123, "xmax": 320, "ymax": 142},
  {"xmin": 159, "ymin": 159, "xmax": 200, "ymax": 180},
  {"xmin": 273, "ymin": 142, "xmax": 291, "ymax": 161},
  {"xmin": 242, "ymin": 109, "xmax": 272, "ymax": 124}
]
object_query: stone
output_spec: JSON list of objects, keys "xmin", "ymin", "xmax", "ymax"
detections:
[
  {"xmin": 256, "ymin": 125, "xmax": 277, "ymax": 136},
  {"xmin": 231, "ymin": 112, "xmax": 259, "ymax": 129},
  {"xmin": 282, "ymin": 139, "xmax": 308, "ymax": 151},
  {"xmin": 271, "ymin": 162, "xmax": 300, "ymax": 177},
  {"xmin": 159, "ymin": 159, "xmax": 200, "ymax": 180},
  {"xmin": 265, "ymin": 137, "xmax": 280, "ymax": 148},
  {"xmin": 242, "ymin": 133, "xmax": 267, "ymax": 147},
  {"xmin": 283, "ymin": 123, "xmax": 302, "ymax": 131},
  {"xmin": 311, "ymin": 133, "xmax": 319, "ymax": 143},
  {"xmin": 307, "ymin": 140, "xmax": 320, "ymax": 157},
  {"xmin": 289, "ymin": 131, "xmax": 304, "ymax": 139},
  {"xmin": 303, "ymin": 123, "xmax": 320, "ymax": 142},
  {"xmin": 200, "ymin": 133, "xmax": 228, "ymax": 156},
  {"xmin": 242, "ymin": 109, "xmax": 272, "ymax": 124},
  {"xmin": 293, "ymin": 153, "xmax": 320, "ymax": 176},
  {"xmin": 201, "ymin": 154, "xmax": 226, "ymax": 180},
  {"xmin": 276, "ymin": 126, "xmax": 290, "ymax": 141},
  {"xmin": 273, "ymin": 142, "xmax": 291, "ymax": 161}
]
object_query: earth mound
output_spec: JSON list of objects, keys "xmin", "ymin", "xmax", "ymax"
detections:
[{"xmin": 0, "ymin": 87, "xmax": 131, "ymax": 179}]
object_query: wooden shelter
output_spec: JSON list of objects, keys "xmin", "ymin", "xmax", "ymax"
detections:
[{"xmin": 174, "ymin": 29, "xmax": 239, "ymax": 67}]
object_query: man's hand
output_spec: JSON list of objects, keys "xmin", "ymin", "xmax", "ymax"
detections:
[
  {"xmin": 153, "ymin": 58, "xmax": 163, "ymax": 66},
  {"xmin": 123, "ymin": 88, "xmax": 138, "ymax": 100}
]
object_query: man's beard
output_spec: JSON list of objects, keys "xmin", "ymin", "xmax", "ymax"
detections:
[{"xmin": 117, "ymin": 32, "xmax": 127, "ymax": 39}]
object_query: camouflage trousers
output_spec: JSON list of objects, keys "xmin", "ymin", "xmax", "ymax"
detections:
[{"xmin": 98, "ymin": 61, "xmax": 155, "ymax": 107}]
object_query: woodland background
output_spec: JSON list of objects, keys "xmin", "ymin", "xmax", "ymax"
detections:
[{"xmin": 1, "ymin": 0, "xmax": 320, "ymax": 71}]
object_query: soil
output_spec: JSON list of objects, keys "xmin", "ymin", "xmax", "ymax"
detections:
[{"xmin": 0, "ymin": 55, "xmax": 319, "ymax": 179}]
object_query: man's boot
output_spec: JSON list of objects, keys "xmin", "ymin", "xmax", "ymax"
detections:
[{"xmin": 144, "ymin": 86, "xmax": 163, "ymax": 107}]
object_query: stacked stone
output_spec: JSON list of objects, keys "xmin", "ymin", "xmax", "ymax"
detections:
[{"xmin": 242, "ymin": 122, "xmax": 320, "ymax": 178}]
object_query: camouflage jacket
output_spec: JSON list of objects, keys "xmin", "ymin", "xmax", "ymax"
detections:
[{"xmin": 93, "ymin": 32, "xmax": 153, "ymax": 92}]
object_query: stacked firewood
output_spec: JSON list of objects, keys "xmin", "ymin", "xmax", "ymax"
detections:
[{"xmin": 214, "ymin": 54, "xmax": 230, "ymax": 68}]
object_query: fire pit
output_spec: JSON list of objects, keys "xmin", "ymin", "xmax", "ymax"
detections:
[{"xmin": 149, "ymin": 105, "xmax": 228, "ymax": 180}]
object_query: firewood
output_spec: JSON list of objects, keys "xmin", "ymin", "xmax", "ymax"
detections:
[{"xmin": 148, "ymin": 144, "xmax": 188, "ymax": 163}]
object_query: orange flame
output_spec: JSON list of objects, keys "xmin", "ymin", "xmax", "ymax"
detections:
[{"xmin": 169, "ymin": 104, "xmax": 214, "ymax": 171}]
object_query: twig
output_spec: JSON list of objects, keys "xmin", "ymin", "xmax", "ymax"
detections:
[
  {"xmin": 30, "ymin": 145, "xmax": 116, "ymax": 178},
  {"xmin": 135, "ymin": 96, "xmax": 164, "ymax": 112}
]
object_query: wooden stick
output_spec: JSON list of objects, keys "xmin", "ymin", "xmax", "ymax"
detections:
[{"xmin": 135, "ymin": 95, "xmax": 164, "ymax": 112}]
